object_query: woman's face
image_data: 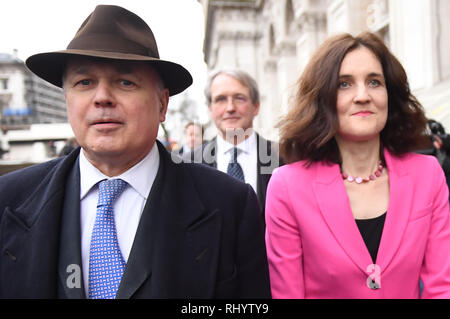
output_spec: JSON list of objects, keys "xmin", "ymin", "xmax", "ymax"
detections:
[{"xmin": 335, "ymin": 46, "xmax": 388, "ymax": 143}]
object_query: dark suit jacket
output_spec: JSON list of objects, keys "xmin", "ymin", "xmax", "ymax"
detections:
[
  {"xmin": 187, "ymin": 134, "xmax": 283, "ymax": 218},
  {"xmin": 0, "ymin": 141, "xmax": 270, "ymax": 298}
]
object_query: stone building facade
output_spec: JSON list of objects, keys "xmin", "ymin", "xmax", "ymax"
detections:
[
  {"xmin": 0, "ymin": 52, "xmax": 67, "ymax": 130},
  {"xmin": 201, "ymin": 0, "xmax": 450, "ymax": 140},
  {"xmin": 0, "ymin": 52, "xmax": 68, "ymax": 162}
]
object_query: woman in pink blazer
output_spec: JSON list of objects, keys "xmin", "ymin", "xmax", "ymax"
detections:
[{"xmin": 265, "ymin": 32, "xmax": 450, "ymax": 298}]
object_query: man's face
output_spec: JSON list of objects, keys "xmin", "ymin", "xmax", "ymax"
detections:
[
  {"xmin": 185, "ymin": 124, "xmax": 203, "ymax": 149},
  {"xmin": 64, "ymin": 57, "xmax": 169, "ymax": 174},
  {"xmin": 209, "ymin": 74, "xmax": 259, "ymax": 140}
]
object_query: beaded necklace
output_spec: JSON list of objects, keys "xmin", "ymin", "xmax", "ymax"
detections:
[{"xmin": 341, "ymin": 161, "xmax": 384, "ymax": 184}]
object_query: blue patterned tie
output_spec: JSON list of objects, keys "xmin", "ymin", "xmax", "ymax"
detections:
[
  {"xmin": 227, "ymin": 147, "xmax": 245, "ymax": 182},
  {"xmin": 88, "ymin": 179, "xmax": 128, "ymax": 299}
]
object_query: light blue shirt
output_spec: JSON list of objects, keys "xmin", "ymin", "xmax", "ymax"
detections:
[{"xmin": 79, "ymin": 144, "xmax": 159, "ymax": 296}]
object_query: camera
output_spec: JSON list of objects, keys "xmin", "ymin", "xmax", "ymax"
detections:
[
  {"xmin": 428, "ymin": 119, "xmax": 450, "ymax": 155},
  {"xmin": 429, "ymin": 120, "xmax": 446, "ymax": 138}
]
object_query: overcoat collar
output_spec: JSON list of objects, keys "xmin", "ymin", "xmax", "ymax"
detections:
[{"xmin": 313, "ymin": 149, "xmax": 413, "ymax": 275}]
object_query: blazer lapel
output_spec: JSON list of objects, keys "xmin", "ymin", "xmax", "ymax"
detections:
[
  {"xmin": 202, "ymin": 138, "xmax": 217, "ymax": 168},
  {"xmin": 313, "ymin": 162, "xmax": 373, "ymax": 273},
  {"xmin": 376, "ymin": 150, "xmax": 413, "ymax": 273},
  {"xmin": 255, "ymin": 135, "xmax": 278, "ymax": 213}
]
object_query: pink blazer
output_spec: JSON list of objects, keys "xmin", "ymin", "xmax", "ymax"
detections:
[{"xmin": 265, "ymin": 149, "xmax": 450, "ymax": 298}]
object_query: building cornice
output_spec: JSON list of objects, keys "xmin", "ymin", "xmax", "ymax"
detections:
[{"xmin": 203, "ymin": 0, "xmax": 259, "ymax": 63}]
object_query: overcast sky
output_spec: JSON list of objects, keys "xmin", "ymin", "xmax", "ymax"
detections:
[{"xmin": 0, "ymin": 0, "xmax": 207, "ymax": 104}]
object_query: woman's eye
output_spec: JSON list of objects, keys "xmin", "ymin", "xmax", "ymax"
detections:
[
  {"xmin": 369, "ymin": 79, "xmax": 381, "ymax": 87},
  {"xmin": 338, "ymin": 81, "xmax": 350, "ymax": 89}
]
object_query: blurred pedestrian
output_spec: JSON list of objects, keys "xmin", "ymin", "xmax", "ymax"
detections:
[
  {"xmin": 179, "ymin": 122, "xmax": 204, "ymax": 155},
  {"xmin": 59, "ymin": 137, "xmax": 79, "ymax": 156},
  {"xmin": 427, "ymin": 119, "xmax": 450, "ymax": 200}
]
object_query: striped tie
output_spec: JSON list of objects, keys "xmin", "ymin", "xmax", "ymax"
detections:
[{"xmin": 227, "ymin": 147, "xmax": 245, "ymax": 182}]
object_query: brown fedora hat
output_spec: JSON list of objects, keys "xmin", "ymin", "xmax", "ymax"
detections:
[{"xmin": 25, "ymin": 5, "xmax": 192, "ymax": 96}]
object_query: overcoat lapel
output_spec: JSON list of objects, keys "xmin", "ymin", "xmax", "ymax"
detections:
[
  {"xmin": 313, "ymin": 162, "xmax": 373, "ymax": 274},
  {"xmin": 115, "ymin": 146, "xmax": 165, "ymax": 298},
  {"xmin": 116, "ymin": 142, "xmax": 222, "ymax": 298},
  {"xmin": 0, "ymin": 150, "xmax": 80, "ymax": 297},
  {"xmin": 57, "ymin": 156, "xmax": 85, "ymax": 298}
]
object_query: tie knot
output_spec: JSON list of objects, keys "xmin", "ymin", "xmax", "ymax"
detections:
[
  {"xmin": 230, "ymin": 147, "xmax": 240, "ymax": 163},
  {"xmin": 98, "ymin": 179, "xmax": 127, "ymax": 207}
]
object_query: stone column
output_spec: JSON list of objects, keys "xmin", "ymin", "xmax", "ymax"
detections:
[
  {"xmin": 389, "ymin": 0, "xmax": 437, "ymax": 90},
  {"xmin": 326, "ymin": 0, "xmax": 373, "ymax": 35}
]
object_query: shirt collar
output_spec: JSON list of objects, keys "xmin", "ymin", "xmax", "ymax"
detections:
[
  {"xmin": 182, "ymin": 145, "xmax": 193, "ymax": 153},
  {"xmin": 217, "ymin": 130, "xmax": 256, "ymax": 156},
  {"xmin": 79, "ymin": 144, "xmax": 160, "ymax": 200}
]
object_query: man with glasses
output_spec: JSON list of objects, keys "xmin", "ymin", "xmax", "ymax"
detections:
[{"xmin": 196, "ymin": 69, "xmax": 283, "ymax": 219}]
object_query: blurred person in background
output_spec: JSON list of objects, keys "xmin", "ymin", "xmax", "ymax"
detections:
[
  {"xmin": 178, "ymin": 122, "xmax": 204, "ymax": 155},
  {"xmin": 59, "ymin": 137, "xmax": 79, "ymax": 157},
  {"xmin": 427, "ymin": 119, "xmax": 450, "ymax": 199}
]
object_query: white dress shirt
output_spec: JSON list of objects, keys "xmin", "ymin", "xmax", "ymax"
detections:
[
  {"xmin": 216, "ymin": 131, "xmax": 258, "ymax": 193},
  {"xmin": 79, "ymin": 144, "xmax": 159, "ymax": 295},
  {"xmin": 181, "ymin": 145, "xmax": 193, "ymax": 154}
]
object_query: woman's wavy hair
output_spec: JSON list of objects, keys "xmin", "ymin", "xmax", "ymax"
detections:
[{"xmin": 279, "ymin": 32, "xmax": 429, "ymax": 165}]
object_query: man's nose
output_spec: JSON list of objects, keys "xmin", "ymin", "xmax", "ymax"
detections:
[
  {"xmin": 94, "ymin": 82, "xmax": 115, "ymax": 107},
  {"xmin": 225, "ymin": 96, "xmax": 237, "ymax": 111}
]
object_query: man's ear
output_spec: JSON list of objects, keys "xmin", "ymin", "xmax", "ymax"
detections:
[
  {"xmin": 253, "ymin": 102, "xmax": 260, "ymax": 116},
  {"xmin": 159, "ymin": 88, "xmax": 170, "ymax": 122}
]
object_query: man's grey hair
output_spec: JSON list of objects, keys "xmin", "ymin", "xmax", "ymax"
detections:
[{"xmin": 204, "ymin": 69, "xmax": 260, "ymax": 106}]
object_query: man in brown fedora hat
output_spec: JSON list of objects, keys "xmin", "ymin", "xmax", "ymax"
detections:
[{"xmin": 0, "ymin": 5, "xmax": 270, "ymax": 299}]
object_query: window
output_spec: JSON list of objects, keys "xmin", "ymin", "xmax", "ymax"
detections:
[
  {"xmin": 438, "ymin": 0, "xmax": 450, "ymax": 81},
  {"xmin": 285, "ymin": 0, "xmax": 294, "ymax": 35},
  {"xmin": 1, "ymin": 79, "xmax": 8, "ymax": 90}
]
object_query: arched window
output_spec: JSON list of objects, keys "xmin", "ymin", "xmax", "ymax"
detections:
[
  {"xmin": 285, "ymin": 0, "xmax": 294, "ymax": 35},
  {"xmin": 269, "ymin": 24, "xmax": 276, "ymax": 55},
  {"xmin": 437, "ymin": 0, "xmax": 450, "ymax": 81}
]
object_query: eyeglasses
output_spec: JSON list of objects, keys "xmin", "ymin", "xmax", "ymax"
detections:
[{"xmin": 211, "ymin": 94, "xmax": 250, "ymax": 107}]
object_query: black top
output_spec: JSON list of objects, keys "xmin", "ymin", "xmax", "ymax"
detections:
[{"xmin": 355, "ymin": 213, "xmax": 386, "ymax": 263}]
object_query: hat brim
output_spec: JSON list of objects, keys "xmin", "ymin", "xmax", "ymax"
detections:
[{"xmin": 25, "ymin": 50, "xmax": 193, "ymax": 96}]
